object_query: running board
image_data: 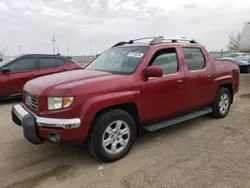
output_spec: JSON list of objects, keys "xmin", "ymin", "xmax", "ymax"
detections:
[{"xmin": 143, "ymin": 107, "xmax": 212, "ymax": 132}]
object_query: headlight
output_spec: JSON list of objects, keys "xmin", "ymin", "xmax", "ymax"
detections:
[{"xmin": 48, "ymin": 97, "xmax": 74, "ymax": 110}]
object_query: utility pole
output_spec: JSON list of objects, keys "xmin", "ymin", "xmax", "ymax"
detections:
[
  {"xmin": 17, "ymin": 45, "xmax": 22, "ymax": 55},
  {"xmin": 51, "ymin": 36, "xmax": 56, "ymax": 54},
  {"xmin": 67, "ymin": 41, "xmax": 69, "ymax": 55},
  {"xmin": 221, "ymin": 47, "xmax": 224, "ymax": 58}
]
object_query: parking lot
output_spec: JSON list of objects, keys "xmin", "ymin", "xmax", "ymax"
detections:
[{"xmin": 0, "ymin": 74, "xmax": 250, "ymax": 188}]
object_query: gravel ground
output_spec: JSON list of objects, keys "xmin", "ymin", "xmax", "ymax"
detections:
[{"xmin": 1, "ymin": 74, "xmax": 250, "ymax": 188}]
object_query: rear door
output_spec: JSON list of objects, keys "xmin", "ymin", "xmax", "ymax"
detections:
[
  {"xmin": 37, "ymin": 57, "xmax": 66, "ymax": 77},
  {"xmin": 182, "ymin": 47, "xmax": 215, "ymax": 110},
  {"xmin": 0, "ymin": 57, "xmax": 38, "ymax": 96}
]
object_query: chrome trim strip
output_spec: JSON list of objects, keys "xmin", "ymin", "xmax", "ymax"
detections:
[
  {"xmin": 13, "ymin": 104, "xmax": 81, "ymax": 129},
  {"xmin": 9, "ymin": 93, "xmax": 22, "ymax": 97},
  {"xmin": 36, "ymin": 117, "xmax": 81, "ymax": 129}
]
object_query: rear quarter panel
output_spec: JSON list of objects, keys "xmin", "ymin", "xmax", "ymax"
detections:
[{"xmin": 213, "ymin": 60, "xmax": 240, "ymax": 95}]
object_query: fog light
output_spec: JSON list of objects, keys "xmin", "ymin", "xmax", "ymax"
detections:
[{"xmin": 48, "ymin": 132, "xmax": 61, "ymax": 142}]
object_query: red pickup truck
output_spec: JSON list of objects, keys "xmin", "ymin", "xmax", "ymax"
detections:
[
  {"xmin": 12, "ymin": 37, "xmax": 240, "ymax": 162},
  {"xmin": 0, "ymin": 54, "xmax": 81, "ymax": 99}
]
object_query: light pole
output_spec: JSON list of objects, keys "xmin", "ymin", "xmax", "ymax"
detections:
[
  {"xmin": 221, "ymin": 47, "xmax": 224, "ymax": 58},
  {"xmin": 2, "ymin": 49, "xmax": 5, "ymax": 56},
  {"xmin": 67, "ymin": 41, "xmax": 69, "ymax": 55},
  {"xmin": 89, "ymin": 41, "xmax": 92, "ymax": 55},
  {"xmin": 6, "ymin": 46, "xmax": 9, "ymax": 56},
  {"xmin": 17, "ymin": 45, "xmax": 22, "ymax": 55}
]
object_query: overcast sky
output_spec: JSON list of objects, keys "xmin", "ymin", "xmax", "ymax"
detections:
[{"xmin": 0, "ymin": 0, "xmax": 249, "ymax": 56}]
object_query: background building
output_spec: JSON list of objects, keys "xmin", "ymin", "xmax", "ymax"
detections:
[{"xmin": 239, "ymin": 22, "xmax": 250, "ymax": 52}]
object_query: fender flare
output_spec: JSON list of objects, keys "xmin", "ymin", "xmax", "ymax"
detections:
[
  {"xmin": 78, "ymin": 91, "xmax": 140, "ymax": 140},
  {"xmin": 214, "ymin": 75, "xmax": 234, "ymax": 90}
]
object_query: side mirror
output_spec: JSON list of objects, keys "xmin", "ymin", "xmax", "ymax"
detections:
[
  {"xmin": 145, "ymin": 66, "xmax": 163, "ymax": 78},
  {"xmin": 1, "ymin": 68, "xmax": 10, "ymax": 74}
]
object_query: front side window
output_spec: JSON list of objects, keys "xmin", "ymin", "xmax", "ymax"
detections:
[
  {"xmin": 182, "ymin": 47, "xmax": 205, "ymax": 71},
  {"xmin": 85, "ymin": 46, "xmax": 149, "ymax": 74},
  {"xmin": 8, "ymin": 58, "xmax": 36, "ymax": 72},
  {"xmin": 149, "ymin": 48, "xmax": 178, "ymax": 75},
  {"xmin": 40, "ymin": 58, "xmax": 57, "ymax": 69}
]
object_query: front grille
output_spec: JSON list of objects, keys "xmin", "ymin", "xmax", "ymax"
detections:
[{"xmin": 25, "ymin": 93, "xmax": 38, "ymax": 112}]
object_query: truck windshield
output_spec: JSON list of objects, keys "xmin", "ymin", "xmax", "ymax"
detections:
[{"xmin": 85, "ymin": 46, "xmax": 149, "ymax": 74}]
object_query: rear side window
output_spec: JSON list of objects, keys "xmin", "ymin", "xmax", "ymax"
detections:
[
  {"xmin": 182, "ymin": 48, "xmax": 205, "ymax": 71},
  {"xmin": 55, "ymin": 59, "xmax": 65, "ymax": 67},
  {"xmin": 8, "ymin": 58, "xmax": 36, "ymax": 72},
  {"xmin": 40, "ymin": 58, "xmax": 57, "ymax": 69}
]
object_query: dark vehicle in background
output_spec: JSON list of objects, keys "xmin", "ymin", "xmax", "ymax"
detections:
[
  {"xmin": 0, "ymin": 54, "xmax": 82, "ymax": 99},
  {"xmin": 231, "ymin": 56, "xmax": 250, "ymax": 73},
  {"xmin": 221, "ymin": 52, "xmax": 247, "ymax": 60}
]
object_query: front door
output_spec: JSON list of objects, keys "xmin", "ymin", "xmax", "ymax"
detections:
[
  {"xmin": 140, "ymin": 47, "xmax": 185, "ymax": 124},
  {"xmin": 0, "ymin": 57, "xmax": 38, "ymax": 96}
]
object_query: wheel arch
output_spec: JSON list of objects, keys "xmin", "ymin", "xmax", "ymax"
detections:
[
  {"xmin": 219, "ymin": 83, "xmax": 234, "ymax": 104},
  {"xmin": 91, "ymin": 102, "xmax": 141, "ymax": 138}
]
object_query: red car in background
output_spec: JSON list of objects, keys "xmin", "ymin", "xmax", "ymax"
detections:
[{"xmin": 0, "ymin": 54, "xmax": 82, "ymax": 99}]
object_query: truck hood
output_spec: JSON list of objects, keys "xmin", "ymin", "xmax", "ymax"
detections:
[{"xmin": 24, "ymin": 70, "xmax": 125, "ymax": 96}]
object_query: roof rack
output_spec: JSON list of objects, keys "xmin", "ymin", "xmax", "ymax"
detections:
[
  {"xmin": 160, "ymin": 37, "xmax": 198, "ymax": 44},
  {"xmin": 112, "ymin": 36, "xmax": 198, "ymax": 47}
]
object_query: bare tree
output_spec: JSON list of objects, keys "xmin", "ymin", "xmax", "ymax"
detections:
[{"xmin": 227, "ymin": 32, "xmax": 241, "ymax": 51}]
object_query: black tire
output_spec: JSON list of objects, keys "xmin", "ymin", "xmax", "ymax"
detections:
[
  {"xmin": 87, "ymin": 109, "xmax": 136, "ymax": 163},
  {"xmin": 212, "ymin": 87, "xmax": 231, "ymax": 118}
]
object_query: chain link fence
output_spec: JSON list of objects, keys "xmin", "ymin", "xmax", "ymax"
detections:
[{"xmin": 71, "ymin": 55, "xmax": 99, "ymax": 67}]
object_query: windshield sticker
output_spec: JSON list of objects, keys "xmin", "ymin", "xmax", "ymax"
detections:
[{"xmin": 127, "ymin": 52, "xmax": 144, "ymax": 58}]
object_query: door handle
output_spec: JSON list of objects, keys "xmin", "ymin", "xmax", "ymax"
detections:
[
  {"xmin": 177, "ymin": 80, "xmax": 183, "ymax": 84},
  {"xmin": 177, "ymin": 80, "xmax": 183, "ymax": 88},
  {"xmin": 207, "ymin": 75, "xmax": 212, "ymax": 80}
]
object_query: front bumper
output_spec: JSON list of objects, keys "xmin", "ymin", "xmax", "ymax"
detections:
[{"xmin": 12, "ymin": 104, "xmax": 81, "ymax": 145}]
